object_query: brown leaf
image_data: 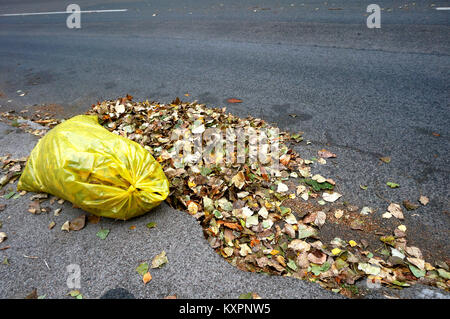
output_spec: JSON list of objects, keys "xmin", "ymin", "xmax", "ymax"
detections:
[
  {"xmin": 231, "ymin": 171, "xmax": 246, "ymax": 189},
  {"xmin": 350, "ymin": 219, "xmax": 364, "ymax": 230},
  {"xmin": 226, "ymin": 98, "xmax": 243, "ymax": 103},
  {"xmin": 403, "ymin": 200, "xmax": 419, "ymax": 211},
  {"xmin": 69, "ymin": 214, "xmax": 86, "ymax": 231},
  {"xmin": 217, "ymin": 220, "xmax": 243, "ymax": 231},
  {"xmin": 388, "ymin": 203, "xmax": 404, "ymax": 219},
  {"xmin": 307, "ymin": 251, "xmax": 327, "ymax": 264},
  {"xmin": 87, "ymin": 214, "xmax": 101, "ymax": 224},
  {"xmin": 318, "ymin": 149, "xmax": 336, "ymax": 158},
  {"xmin": 25, "ymin": 288, "xmax": 38, "ymax": 299},
  {"xmin": 27, "ymin": 200, "xmax": 41, "ymax": 214}
]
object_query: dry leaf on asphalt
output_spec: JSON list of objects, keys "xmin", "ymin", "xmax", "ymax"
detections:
[
  {"xmin": 69, "ymin": 214, "xmax": 86, "ymax": 231},
  {"xmin": 142, "ymin": 272, "xmax": 152, "ymax": 284},
  {"xmin": 419, "ymin": 196, "xmax": 429, "ymax": 206},
  {"xmin": 151, "ymin": 251, "xmax": 168, "ymax": 269},
  {"xmin": 318, "ymin": 149, "xmax": 336, "ymax": 158},
  {"xmin": 388, "ymin": 203, "xmax": 404, "ymax": 219}
]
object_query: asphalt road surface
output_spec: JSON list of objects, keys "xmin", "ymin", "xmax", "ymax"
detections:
[{"xmin": 0, "ymin": 0, "xmax": 449, "ymax": 299}]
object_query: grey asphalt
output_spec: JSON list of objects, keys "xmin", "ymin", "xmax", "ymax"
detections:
[{"xmin": 0, "ymin": 0, "xmax": 449, "ymax": 299}]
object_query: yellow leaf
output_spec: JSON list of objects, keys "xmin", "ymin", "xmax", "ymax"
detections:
[
  {"xmin": 187, "ymin": 202, "xmax": 198, "ymax": 215},
  {"xmin": 349, "ymin": 240, "xmax": 357, "ymax": 247},
  {"xmin": 331, "ymin": 248, "xmax": 342, "ymax": 255},
  {"xmin": 270, "ymin": 249, "xmax": 279, "ymax": 255},
  {"xmin": 188, "ymin": 181, "xmax": 196, "ymax": 188}
]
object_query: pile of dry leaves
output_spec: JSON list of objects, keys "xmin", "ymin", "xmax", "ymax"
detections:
[{"xmin": 85, "ymin": 96, "xmax": 449, "ymax": 296}]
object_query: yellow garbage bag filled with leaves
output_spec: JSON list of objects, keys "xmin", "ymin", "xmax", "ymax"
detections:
[{"xmin": 17, "ymin": 115, "xmax": 169, "ymax": 220}]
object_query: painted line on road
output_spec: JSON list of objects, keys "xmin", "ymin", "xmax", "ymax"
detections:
[
  {"xmin": 0, "ymin": 9, "xmax": 128, "ymax": 17},
  {"xmin": 435, "ymin": 7, "xmax": 450, "ymax": 10}
]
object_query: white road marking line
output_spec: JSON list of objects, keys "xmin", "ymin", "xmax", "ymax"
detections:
[
  {"xmin": 435, "ymin": 7, "xmax": 450, "ymax": 10},
  {"xmin": 0, "ymin": 9, "xmax": 128, "ymax": 17}
]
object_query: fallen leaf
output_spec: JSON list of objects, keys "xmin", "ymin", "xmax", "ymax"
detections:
[
  {"xmin": 151, "ymin": 251, "xmax": 168, "ymax": 268},
  {"xmin": 437, "ymin": 269, "xmax": 450, "ymax": 280},
  {"xmin": 61, "ymin": 221, "xmax": 70, "ymax": 232},
  {"xmin": 388, "ymin": 203, "xmax": 404, "ymax": 219},
  {"xmin": 136, "ymin": 262, "xmax": 149, "ymax": 276},
  {"xmin": 227, "ymin": 98, "xmax": 242, "ymax": 103},
  {"xmin": 25, "ymin": 288, "xmax": 38, "ymax": 299},
  {"xmin": 322, "ymin": 192, "xmax": 342, "ymax": 202},
  {"xmin": 239, "ymin": 243, "xmax": 252, "ymax": 256},
  {"xmin": 358, "ymin": 263, "xmax": 380, "ymax": 275},
  {"xmin": 387, "ymin": 182, "xmax": 400, "ymax": 188},
  {"xmin": 350, "ymin": 219, "xmax": 364, "ymax": 230},
  {"xmin": 288, "ymin": 240, "xmax": 311, "ymax": 252},
  {"xmin": 334, "ymin": 209, "xmax": 344, "ymax": 219},
  {"xmin": 27, "ymin": 200, "xmax": 41, "ymax": 214},
  {"xmin": 0, "ymin": 232, "xmax": 7, "ymax": 243},
  {"xmin": 146, "ymin": 222, "xmax": 157, "ymax": 229},
  {"xmin": 69, "ymin": 214, "xmax": 86, "ymax": 231},
  {"xmin": 231, "ymin": 171, "xmax": 246, "ymax": 189},
  {"xmin": 277, "ymin": 182, "xmax": 288, "ymax": 193},
  {"xmin": 405, "ymin": 246, "xmax": 423, "ymax": 259},
  {"xmin": 307, "ymin": 251, "xmax": 326, "ymax": 264},
  {"xmin": 314, "ymin": 211, "xmax": 326, "ymax": 227},
  {"xmin": 142, "ymin": 272, "xmax": 152, "ymax": 284},
  {"xmin": 403, "ymin": 200, "xmax": 419, "ymax": 211},
  {"xmin": 187, "ymin": 202, "xmax": 199, "ymax": 215},
  {"xmin": 318, "ymin": 149, "xmax": 336, "ymax": 158},
  {"xmin": 87, "ymin": 215, "xmax": 100, "ymax": 224},
  {"xmin": 331, "ymin": 248, "xmax": 342, "ymax": 255},
  {"xmin": 380, "ymin": 157, "xmax": 391, "ymax": 163},
  {"xmin": 419, "ymin": 196, "xmax": 429, "ymax": 206},
  {"xmin": 382, "ymin": 212, "xmax": 392, "ymax": 219},
  {"xmin": 409, "ymin": 264, "xmax": 426, "ymax": 278},
  {"xmin": 96, "ymin": 229, "xmax": 110, "ymax": 240},
  {"xmin": 360, "ymin": 206, "xmax": 373, "ymax": 215},
  {"xmin": 407, "ymin": 257, "xmax": 425, "ymax": 270}
]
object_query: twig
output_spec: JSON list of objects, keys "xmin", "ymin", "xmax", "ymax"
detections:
[{"xmin": 23, "ymin": 254, "xmax": 38, "ymax": 259}]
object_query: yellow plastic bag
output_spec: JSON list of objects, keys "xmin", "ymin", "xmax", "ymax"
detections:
[{"xmin": 17, "ymin": 115, "xmax": 169, "ymax": 220}]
